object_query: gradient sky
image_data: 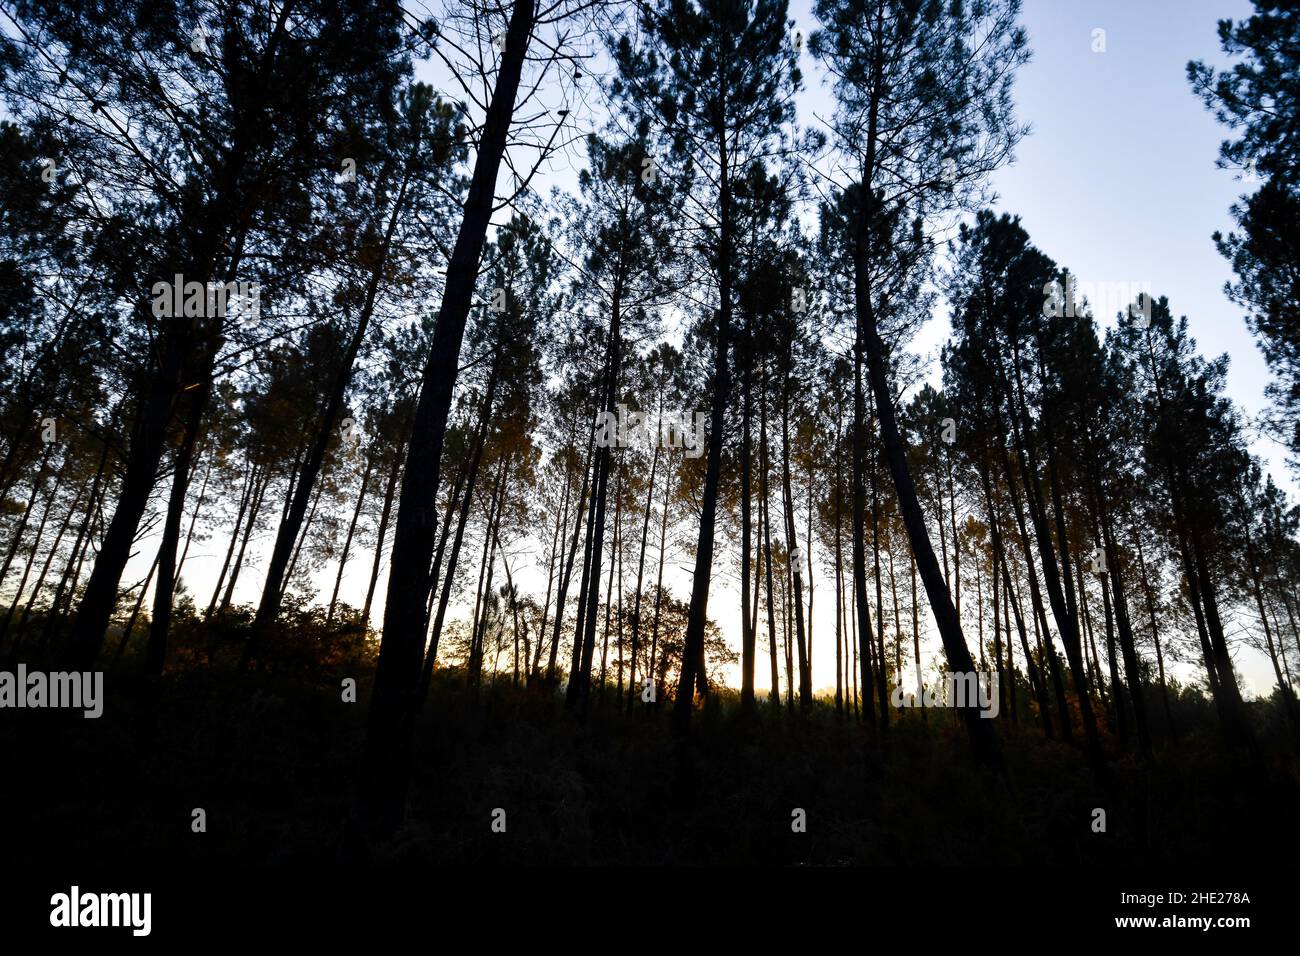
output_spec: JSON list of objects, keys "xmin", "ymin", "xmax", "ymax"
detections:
[
  {"xmin": 785, "ymin": 0, "xmax": 1284, "ymax": 695},
  {"xmin": 983, "ymin": 0, "xmax": 1274, "ymax": 464},
  {"xmin": 980, "ymin": 0, "xmax": 1289, "ymax": 695}
]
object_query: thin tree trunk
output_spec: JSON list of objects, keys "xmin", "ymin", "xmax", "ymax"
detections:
[
  {"xmin": 869, "ymin": 412, "xmax": 887, "ymax": 729},
  {"xmin": 851, "ymin": 345, "xmax": 877, "ymax": 725},
  {"xmin": 535, "ymin": 414, "xmax": 578, "ymax": 684},
  {"xmin": 117, "ymin": 548, "xmax": 160, "ymax": 661},
  {"xmin": 362, "ymin": 447, "xmax": 402, "ymax": 628},
  {"xmin": 575, "ymin": 277, "xmax": 626, "ymax": 714},
  {"xmin": 174, "ymin": 445, "xmax": 213, "ymax": 592},
  {"xmin": 548, "ymin": 411, "xmax": 597, "ymax": 683},
  {"xmin": 328, "ymin": 452, "xmax": 374, "ymax": 625},
  {"xmin": 760, "ymin": 361, "xmax": 780, "ymax": 706},
  {"xmin": 981, "ymin": 463, "xmax": 1050, "ymax": 736},
  {"xmin": 647, "ymin": 459, "xmax": 672, "ymax": 712},
  {"xmin": 628, "ymin": 421, "xmax": 660, "ymax": 711},
  {"xmin": 208, "ymin": 459, "xmax": 256, "ymax": 619},
  {"xmin": 220, "ymin": 467, "xmax": 270, "ymax": 613},
  {"xmin": 1095, "ymin": 476, "xmax": 1152, "ymax": 759},
  {"xmin": 998, "ymin": 440, "xmax": 1071, "ymax": 739},
  {"xmin": 468, "ymin": 455, "xmax": 509, "ymax": 686},
  {"xmin": 672, "ymin": 113, "xmax": 735, "ymax": 737},
  {"xmin": 740, "ymin": 307, "xmax": 756, "ymax": 712},
  {"xmin": 780, "ymin": 378, "xmax": 810, "ymax": 710},
  {"xmin": 282, "ymin": 476, "xmax": 326, "ymax": 594},
  {"xmin": 1133, "ymin": 530, "xmax": 1175, "ymax": 736},
  {"xmin": 834, "ymin": 415, "xmax": 845, "ymax": 720},
  {"xmin": 147, "ymin": 384, "xmax": 209, "ymax": 678}
]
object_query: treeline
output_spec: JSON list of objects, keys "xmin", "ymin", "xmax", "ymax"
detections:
[{"xmin": 1, "ymin": 0, "xmax": 1298, "ymax": 836}]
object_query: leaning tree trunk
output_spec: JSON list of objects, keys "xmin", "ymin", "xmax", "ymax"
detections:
[
  {"xmin": 535, "ymin": 414, "xmax": 577, "ymax": 684},
  {"xmin": 220, "ymin": 467, "xmax": 269, "ymax": 614},
  {"xmin": 65, "ymin": 329, "xmax": 187, "ymax": 668},
  {"xmin": 1193, "ymin": 532, "xmax": 1257, "ymax": 753},
  {"xmin": 548, "ymin": 415, "xmax": 596, "ymax": 682},
  {"xmin": 146, "ymin": 381, "xmax": 210, "ymax": 679},
  {"xmin": 362, "ymin": 445, "xmax": 403, "ymax": 628},
  {"xmin": 208, "ymin": 459, "xmax": 255, "ymax": 619},
  {"xmin": 418, "ymin": 369, "xmax": 497, "ymax": 704},
  {"xmin": 997, "ymin": 436, "xmax": 1071, "ymax": 739},
  {"xmin": 328, "ymin": 452, "xmax": 374, "ymax": 625},
  {"xmin": 852, "ymin": 187, "xmax": 999, "ymax": 766},
  {"xmin": 360, "ymin": 0, "xmax": 536, "ymax": 838},
  {"xmin": 68, "ymin": 202, "xmax": 245, "ymax": 668},
  {"xmin": 50, "ymin": 434, "xmax": 111, "ymax": 658}
]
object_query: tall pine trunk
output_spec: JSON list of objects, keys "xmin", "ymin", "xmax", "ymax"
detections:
[{"xmin": 360, "ymin": 0, "xmax": 536, "ymax": 837}]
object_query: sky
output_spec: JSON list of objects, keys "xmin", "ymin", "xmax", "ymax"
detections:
[
  {"xmin": 964, "ymin": 0, "xmax": 1288, "ymax": 695},
  {"xmin": 96, "ymin": 0, "xmax": 1290, "ymax": 700}
]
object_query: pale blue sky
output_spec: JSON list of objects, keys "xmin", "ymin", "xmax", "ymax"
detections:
[
  {"xmin": 791, "ymin": 0, "xmax": 1276, "ymax": 475},
  {"xmin": 984, "ymin": 0, "xmax": 1279, "ymax": 480},
  {"xmin": 793, "ymin": 0, "xmax": 1288, "ymax": 693},
  {"xmin": 993, "ymin": 0, "xmax": 1288, "ymax": 692}
]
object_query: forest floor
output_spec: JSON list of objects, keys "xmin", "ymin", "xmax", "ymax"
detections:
[{"xmin": 4, "ymin": 617, "xmax": 1298, "ymax": 868}]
